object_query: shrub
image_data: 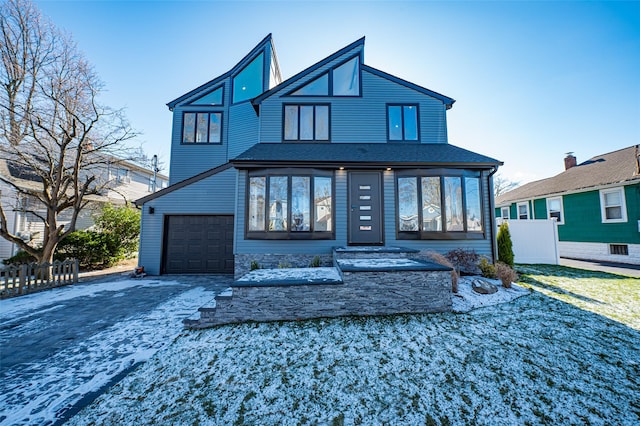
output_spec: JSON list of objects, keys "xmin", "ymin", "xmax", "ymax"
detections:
[
  {"xmin": 497, "ymin": 222, "xmax": 515, "ymax": 267},
  {"xmin": 478, "ymin": 257, "xmax": 497, "ymax": 279},
  {"xmin": 420, "ymin": 251, "xmax": 458, "ymax": 293},
  {"xmin": 2, "ymin": 250, "xmax": 36, "ymax": 266},
  {"xmin": 55, "ymin": 230, "xmax": 121, "ymax": 268},
  {"xmin": 94, "ymin": 204, "xmax": 141, "ymax": 256},
  {"xmin": 445, "ymin": 248, "xmax": 480, "ymax": 275},
  {"xmin": 309, "ymin": 256, "xmax": 321, "ymax": 268},
  {"xmin": 277, "ymin": 261, "xmax": 292, "ymax": 269},
  {"xmin": 250, "ymin": 260, "xmax": 260, "ymax": 271},
  {"xmin": 495, "ymin": 262, "xmax": 518, "ymax": 288}
]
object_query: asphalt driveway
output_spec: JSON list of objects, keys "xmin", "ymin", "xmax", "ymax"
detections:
[{"xmin": 0, "ymin": 274, "xmax": 233, "ymax": 426}]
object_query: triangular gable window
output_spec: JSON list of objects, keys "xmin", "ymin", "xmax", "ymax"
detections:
[
  {"xmin": 288, "ymin": 55, "xmax": 360, "ymax": 97},
  {"xmin": 233, "ymin": 53, "xmax": 265, "ymax": 103},
  {"xmin": 189, "ymin": 86, "xmax": 223, "ymax": 106},
  {"xmin": 291, "ymin": 73, "xmax": 329, "ymax": 96}
]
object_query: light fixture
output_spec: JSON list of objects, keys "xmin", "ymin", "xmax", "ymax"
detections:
[
  {"xmin": 339, "ymin": 166, "xmax": 344, "ymax": 170},
  {"xmin": 386, "ymin": 167, "xmax": 392, "ymax": 171}
]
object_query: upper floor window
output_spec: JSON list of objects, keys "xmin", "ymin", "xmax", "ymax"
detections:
[
  {"xmin": 388, "ymin": 104, "xmax": 418, "ymax": 141},
  {"xmin": 397, "ymin": 172, "xmax": 484, "ymax": 239},
  {"xmin": 247, "ymin": 170, "xmax": 334, "ymax": 239},
  {"xmin": 547, "ymin": 197, "xmax": 564, "ymax": 224},
  {"xmin": 600, "ymin": 187, "xmax": 627, "ymax": 223},
  {"xmin": 189, "ymin": 86, "xmax": 223, "ymax": 106},
  {"xmin": 517, "ymin": 202, "xmax": 529, "ymax": 219},
  {"xmin": 289, "ymin": 55, "xmax": 360, "ymax": 97},
  {"xmin": 182, "ymin": 112, "xmax": 222, "ymax": 144},
  {"xmin": 232, "ymin": 53, "xmax": 264, "ymax": 103},
  {"xmin": 284, "ymin": 104, "xmax": 330, "ymax": 141}
]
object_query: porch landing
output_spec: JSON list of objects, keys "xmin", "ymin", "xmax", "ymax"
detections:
[{"xmin": 185, "ymin": 247, "xmax": 453, "ymax": 328}]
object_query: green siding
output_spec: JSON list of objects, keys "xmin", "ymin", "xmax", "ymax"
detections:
[
  {"xmin": 560, "ymin": 185, "xmax": 639, "ymax": 244},
  {"xmin": 533, "ymin": 199, "xmax": 547, "ymax": 219}
]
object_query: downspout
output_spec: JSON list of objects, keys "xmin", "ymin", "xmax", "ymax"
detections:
[{"xmin": 488, "ymin": 166, "xmax": 499, "ymax": 263}]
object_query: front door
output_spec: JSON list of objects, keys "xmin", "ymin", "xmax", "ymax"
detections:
[{"xmin": 348, "ymin": 172, "xmax": 383, "ymax": 245}]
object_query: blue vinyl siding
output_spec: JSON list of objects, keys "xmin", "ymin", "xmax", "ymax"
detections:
[
  {"xmin": 138, "ymin": 168, "xmax": 237, "ymax": 274},
  {"xmin": 259, "ymin": 68, "xmax": 448, "ymax": 145},
  {"xmin": 227, "ymin": 102, "xmax": 260, "ymax": 159}
]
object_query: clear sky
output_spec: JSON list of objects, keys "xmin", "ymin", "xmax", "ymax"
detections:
[{"xmin": 34, "ymin": 0, "xmax": 640, "ymax": 184}]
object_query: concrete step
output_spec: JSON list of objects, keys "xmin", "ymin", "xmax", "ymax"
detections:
[{"xmin": 333, "ymin": 246, "xmax": 419, "ymax": 261}]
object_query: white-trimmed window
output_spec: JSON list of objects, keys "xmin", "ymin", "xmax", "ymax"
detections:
[
  {"xmin": 600, "ymin": 187, "xmax": 627, "ymax": 223},
  {"xmin": 517, "ymin": 202, "xmax": 529, "ymax": 220},
  {"xmin": 546, "ymin": 197, "xmax": 564, "ymax": 224},
  {"xmin": 500, "ymin": 207, "xmax": 510, "ymax": 220}
]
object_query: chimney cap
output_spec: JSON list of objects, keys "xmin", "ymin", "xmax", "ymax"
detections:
[{"xmin": 565, "ymin": 152, "xmax": 575, "ymax": 157}]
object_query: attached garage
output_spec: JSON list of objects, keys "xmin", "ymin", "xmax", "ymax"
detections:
[{"xmin": 162, "ymin": 215, "xmax": 234, "ymax": 274}]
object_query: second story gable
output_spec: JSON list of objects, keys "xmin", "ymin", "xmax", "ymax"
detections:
[
  {"xmin": 253, "ymin": 37, "xmax": 455, "ymax": 146},
  {"xmin": 167, "ymin": 34, "xmax": 282, "ymax": 184}
]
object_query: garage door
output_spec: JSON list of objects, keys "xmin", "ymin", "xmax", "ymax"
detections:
[{"xmin": 163, "ymin": 215, "xmax": 234, "ymax": 274}]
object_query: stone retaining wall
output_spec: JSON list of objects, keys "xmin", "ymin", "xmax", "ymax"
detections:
[{"xmin": 200, "ymin": 268, "xmax": 451, "ymax": 326}]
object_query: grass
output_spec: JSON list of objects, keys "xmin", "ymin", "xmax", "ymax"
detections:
[{"xmin": 69, "ymin": 265, "xmax": 640, "ymax": 425}]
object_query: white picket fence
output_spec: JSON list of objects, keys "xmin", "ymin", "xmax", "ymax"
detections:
[
  {"xmin": 0, "ymin": 259, "xmax": 79, "ymax": 298},
  {"xmin": 497, "ymin": 219, "xmax": 560, "ymax": 265}
]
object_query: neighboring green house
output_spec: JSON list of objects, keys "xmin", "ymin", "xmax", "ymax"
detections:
[{"xmin": 495, "ymin": 146, "xmax": 640, "ymax": 265}]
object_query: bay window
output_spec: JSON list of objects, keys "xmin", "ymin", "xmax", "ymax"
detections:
[
  {"xmin": 397, "ymin": 171, "xmax": 485, "ymax": 239},
  {"xmin": 247, "ymin": 170, "xmax": 334, "ymax": 239}
]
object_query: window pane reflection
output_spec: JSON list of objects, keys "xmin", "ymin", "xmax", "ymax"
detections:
[
  {"xmin": 196, "ymin": 113, "xmax": 208, "ymax": 142},
  {"xmin": 300, "ymin": 106, "xmax": 314, "ymax": 140},
  {"xmin": 445, "ymin": 177, "xmax": 463, "ymax": 231},
  {"xmin": 314, "ymin": 177, "xmax": 332, "ymax": 231},
  {"xmin": 233, "ymin": 53, "xmax": 264, "ymax": 103},
  {"xmin": 315, "ymin": 106, "xmax": 329, "ymax": 140},
  {"xmin": 465, "ymin": 177, "xmax": 482, "ymax": 231},
  {"xmin": 291, "ymin": 177, "xmax": 310, "ymax": 231},
  {"xmin": 269, "ymin": 176, "xmax": 288, "ymax": 231},
  {"xmin": 422, "ymin": 177, "xmax": 442, "ymax": 231},
  {"xmin": 284, "ymin": 106, "xmax": 298, "ymax": 140},
  {"xmin": 249, "ymin": 177, "xmax": 265, "ymax": 231},
  {"xmin": 333, "ymin": 56, "xmax": 359, "ymax": 96},
  {"xmin": 292, "ymin": 73, "xmax": 329, "ymax": 96},
  {"xmin": 398, "ymin": 178, "xmax": 418, "ymax": 231},
  {"xmin": 403, "ymin": 106, "xmax": 418, "ymax": 140},
  {"xmin": 183, "ymin": 113, "xmax": 195, "ymax": 143},
  {"xmin": 209, "ymin": 113, "xmax": 221, "ymax": 143},
  {"xmin": 388, "ymin": 106, "xmax": 402, "ymax": 140}
]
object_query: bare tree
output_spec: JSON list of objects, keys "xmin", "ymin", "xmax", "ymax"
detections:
[
  {"xmin": 493, "ymin": 173, "xmax": 520, "ymax": 198},
  {"xmin": 0, "ymin": 0, "xmax": 136, "ymax": 264}
]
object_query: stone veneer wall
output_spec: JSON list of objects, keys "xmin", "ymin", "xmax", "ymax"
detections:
[
  {"xmin": 234, "ymin": 254, "xmax": 333, "ymax": 279},
  {"xmin": 199, "ymin": 269, "xmax": 451, "ymax": 326}
]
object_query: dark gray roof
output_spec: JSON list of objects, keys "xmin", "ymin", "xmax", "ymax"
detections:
[
  {"xmin": 231, "ymin": 143, "xmax": 501, "ymax": 168},
  {"xmin": 496, "ymin": 145, "xmax": 640, "ymax": 205}
]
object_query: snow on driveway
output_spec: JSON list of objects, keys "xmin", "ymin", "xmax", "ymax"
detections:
[{"xmin": 0, "ymin": 278, "xmax": 220, "ymax": 426}]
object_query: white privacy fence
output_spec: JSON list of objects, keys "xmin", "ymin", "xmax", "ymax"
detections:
[{"xmin": 497, "ymin": 219, "xmax": 559, "ymax": 265}]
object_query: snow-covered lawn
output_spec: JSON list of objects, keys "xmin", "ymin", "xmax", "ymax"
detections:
[{"xmin": 68, "ymin": 266, "xmax": 640, "ymax": 425}]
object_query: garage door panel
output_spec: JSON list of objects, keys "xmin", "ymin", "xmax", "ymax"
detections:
[{"xmin": 163, "ymin": 215, "xmax": 234, "ymax": 274}]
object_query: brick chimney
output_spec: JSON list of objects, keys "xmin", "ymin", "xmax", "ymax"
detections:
[{"xmin": 564, "ymin": 152, "xmax": 577, "ymax": 170}]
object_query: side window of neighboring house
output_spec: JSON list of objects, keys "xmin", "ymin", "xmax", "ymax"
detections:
[
  {"xmin": 599, "ymin": 187, "xmax": 627, "ymax": 223},
  {"xmin": 517, "ymin": 202, "xmax": 529, "ymax": 220},
  {"xmin": 546, "ymin": 197, "xmax": 564, "ymax": 224},
  {"xmin": 501, "ymin": 207, "xmax": 510, "ymax": 220},
  {"xmin": 118, "ymin": 169, "xmax": 131, "ymax": 184}
]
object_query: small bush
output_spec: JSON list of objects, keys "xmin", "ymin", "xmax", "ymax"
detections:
[
  {"xmin": 445, "ymin": 248, "xmax": 480, "ymax": 275},
  {"xmin": 497, "ymin": 222, "xmax": 515, "ymax": 267},
  {"xmin": 478, "ymin": 258, "xmax": 497, "ymax": 279},
  {"xmin": 420, "ymin": 251, "xmax": 459, "ymax": 293},
  {"xmin": 55, "ymin": 230, "xmax": 121, "ymax": 268},
  {"xmin": 495, "ymin": 262, "xmax": 518, "ymax": 288},
  {"xmin": 250, "ymin": 260, "xmax": 260, "ymax": 271},
  {"xmin": 2, "ymin": 250, "xmax": 36, "ymax": 266},
  {"xmin": 309, "ymin": 256, "xmax": 321, "ymax": 268},
  {"xmin": 278, "ymin": 261, "xmax": 292, "ymax": 269}
]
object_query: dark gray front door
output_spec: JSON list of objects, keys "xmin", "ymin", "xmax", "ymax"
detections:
[
  {"xmin": 163, "ymin": 215, "xmax": 234, "ymax": 274},
  {"xmin": 348, "ymin": 172, "xmax": 383, "ymax": 245}
]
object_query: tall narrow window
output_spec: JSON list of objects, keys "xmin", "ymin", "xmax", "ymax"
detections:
[
  {"xmin": 444, "ymin": 177, "xmax": 463, "ymax": 231},
  {"xmin": 314, "ymin": 177, "xmax": 332, "ymax": 232},
  {"xmin": 422, "ymin": 177, "xmax": 442, "ymax": 231},
  {"xmin": 269, "ymin": 177, "xmax": 288, "ymax": 231},
  {"xmin": 182, "ymin": 112, "xmax": 222, "ymax": 144},
  {"xmin": 517, "ymin": 202, "xmax": 529, "ymax": 220},
  {"xmin": 283, "ymin": 104, "xmax": 330, "ymax": 141},
  {"xmin": 501, "ymin": 207, "xmax": 510, "ymax": 220},
  {"xmin": 233, "ymin": 53, "xmax": 264, "ymax": 103},
  {"xmin": 465, "ymin": 177, "xmax": 483, "ymax": 231},
  {"xmin": 249, "ymin": 177, "xmax": 266, "ymax": 231},
  {"xmin": 291, "ymin": 177, "xmax": 311, "ymax": 231},
  {"xmin": 398, "ymin": 178, "xmax": 418, "ymax": 231},
  {"xmin": 388, "ymin": 105, "xmax": 419, "ymax": 141}
]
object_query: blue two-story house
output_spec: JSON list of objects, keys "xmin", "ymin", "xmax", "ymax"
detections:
[{"xmin": 136, "ymin": 35, "xmax": 502, "ymax": 277}]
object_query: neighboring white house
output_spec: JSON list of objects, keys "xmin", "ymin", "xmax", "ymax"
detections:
[{"xmin": 0, "ymin": 157, "xmax": 168, "ymax": 262}]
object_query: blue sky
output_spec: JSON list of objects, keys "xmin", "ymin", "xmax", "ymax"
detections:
[{"xmin": 35, "ymin": 0, "xmax": 640, "ymax": 184}]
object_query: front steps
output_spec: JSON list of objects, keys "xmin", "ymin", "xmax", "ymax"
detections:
[{"xmin": 184, "ymin": 246, "xmax": 452, "ymax": 328}]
